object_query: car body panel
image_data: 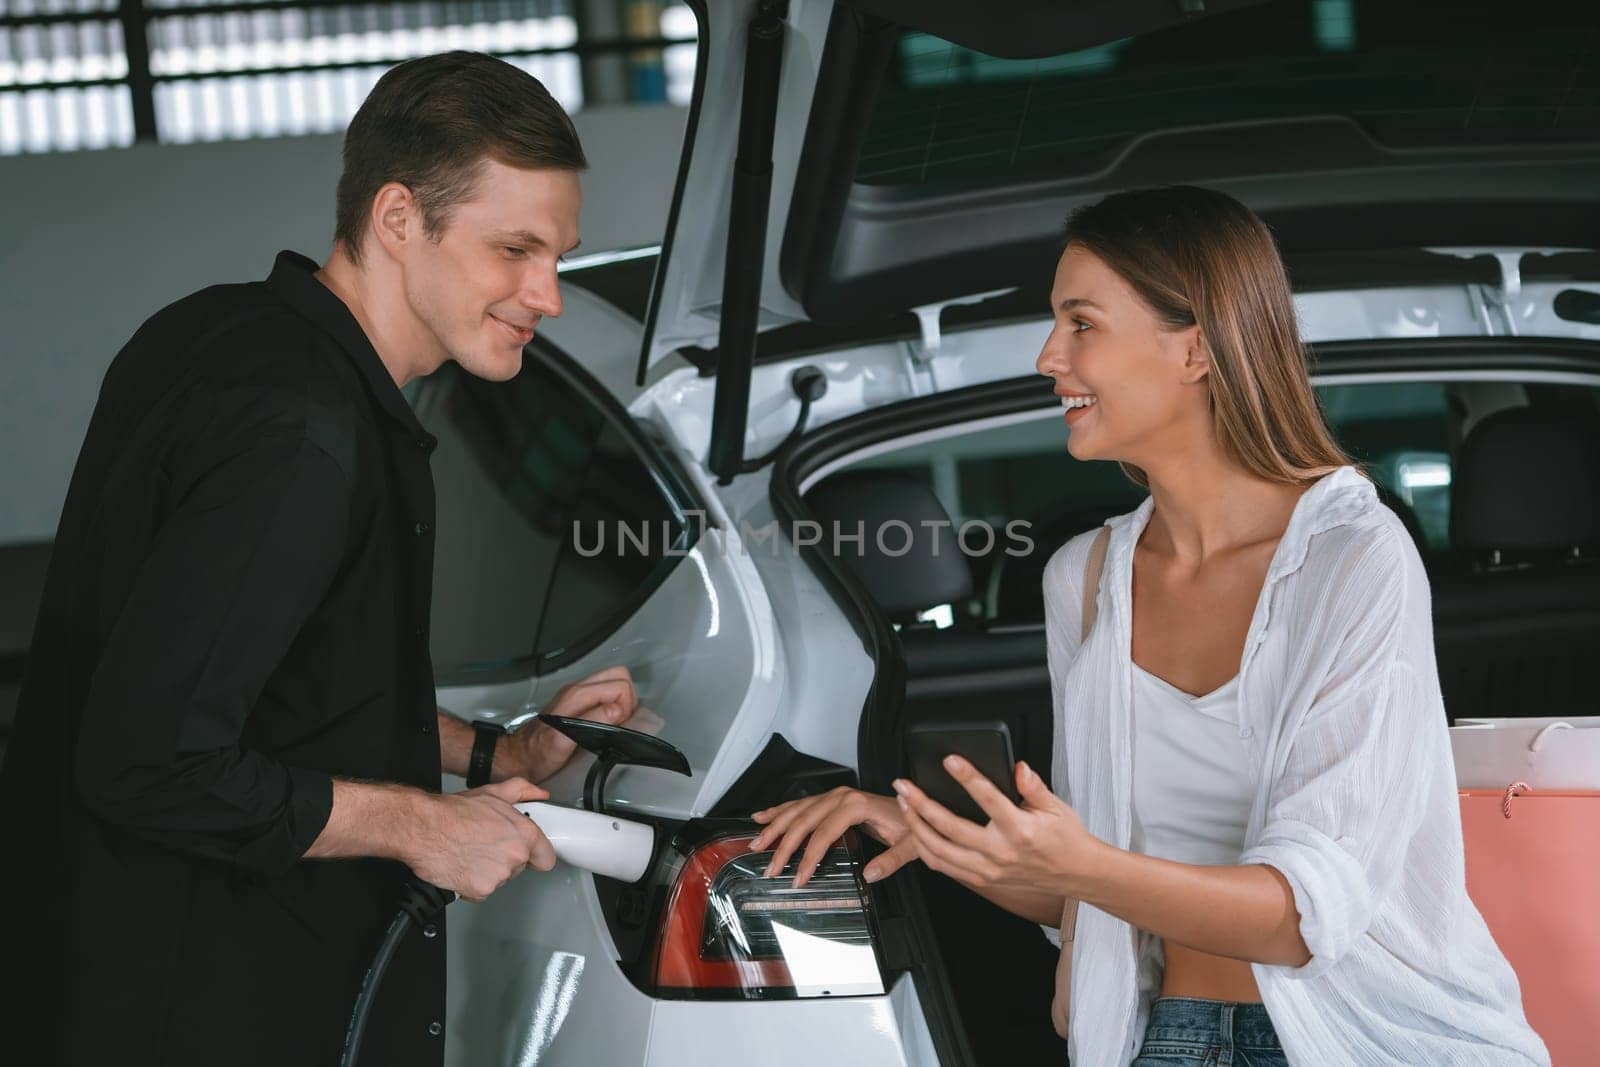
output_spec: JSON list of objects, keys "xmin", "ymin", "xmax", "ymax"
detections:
[
  {"xmin": 636, "ymin": 263, "xmax": 1600, "ymax": 474},
  {"xmin": 642, "ymin": 980, "xmax": 936, "ymax": 1067},
  {"xmin": 438, "ymin": 537, "xmax": 775, "ymax": 821},
  {"xmin": 433, "ymin": 279, "xmax": 880, "ymax": 820},
  {"xmin": 443, "ymin": 841, "xmax": 645, "ymax": 1064},
  {"xmin": 545, "ymin": 280, "xmax": 661, "ymax": 407},
  {"xmin": 444, "ymin": 834, "xmax": 934, "ymax": 1066}
]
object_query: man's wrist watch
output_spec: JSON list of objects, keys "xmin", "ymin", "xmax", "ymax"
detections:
[{"xmin": 466, "ymin": 721, "xmax": 506, "ymax": 788}]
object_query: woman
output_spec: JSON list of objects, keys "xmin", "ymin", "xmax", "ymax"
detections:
[{"xmin": 750, "ymin": 187, "xmax": 1548, "ymax": 1066}]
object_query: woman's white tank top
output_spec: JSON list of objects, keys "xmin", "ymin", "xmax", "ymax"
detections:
[{"xmin": 1129, "ymin": 663, "xmax": 1256, "ymax": 866}]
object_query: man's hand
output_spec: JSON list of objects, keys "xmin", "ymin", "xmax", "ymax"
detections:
[
  {"xmin": 405, "ymin": 777, "xmax": 557, "ymax": 902},
  {"xmin": 497, "ymin": 665, "xmax": 640, "ymax": 783}
]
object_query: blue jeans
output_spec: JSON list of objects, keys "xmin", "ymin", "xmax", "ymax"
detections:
[{"xmin": 1130, "ymin": 997, "xmax": 1288, "ymax": 1066}]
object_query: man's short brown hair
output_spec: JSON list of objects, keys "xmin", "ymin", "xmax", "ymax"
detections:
[{"xmin": 334, "ymin": 51, "xmax": 587, "ymax": 265}]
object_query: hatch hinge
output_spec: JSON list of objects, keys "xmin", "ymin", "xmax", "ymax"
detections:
[
  {"xmin": 909, "ymin": 286, "xmax": 1017, "ymax": 363},
  {"xmin": 1430, "ymin": 247, "xmax": 1534, "ymax": 337},
  {"xmin": 1479, "ymin": 251, "xmax": 1525, "ymax": 337}
]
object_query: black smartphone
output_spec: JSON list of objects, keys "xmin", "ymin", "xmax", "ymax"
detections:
[{"xmin": 904, "ymin": 720, "xmax": 1022, "ymax": 824}]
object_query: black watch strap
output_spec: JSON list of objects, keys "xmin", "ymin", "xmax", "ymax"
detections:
[{"xmin": 466, "ymin": 721, "xmax": 505, "ymax": 788}]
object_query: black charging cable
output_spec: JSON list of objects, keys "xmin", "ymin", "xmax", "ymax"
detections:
[
  {"xmin": 736, "ymin": 365, "xmax": 828, "ymax": 475},
  {"xmin": 340, "ymin": 880, "xmax": 457, "ymax": 1067}
]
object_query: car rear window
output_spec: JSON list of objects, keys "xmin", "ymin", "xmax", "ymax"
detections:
[
  {"xmin": 423, "ymin": 352, "xmax": 693, "ymax": 675},
  {"xmin": 857, "ymin": 0, "xmax": 1600, "ymax": 185},
  {"xmin": 820, "ymin": 376, "xmax": 1600, "ymax": 625}
]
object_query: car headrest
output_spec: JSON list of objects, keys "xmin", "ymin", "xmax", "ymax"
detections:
[
  {"xmin": 804, "ymin": 471, "xmax": 973, "ymax": 620},
  {"xmin": 1451, "ymin": 407, "xmax": 1600, "ymax": 556},
  {"xmin": 1372, "ymin": 482, "xmax": 1429, "ymax": 555},
  {"xmin": 987, "ymin": 499, "xmax": 1137, "ymax": 621}
]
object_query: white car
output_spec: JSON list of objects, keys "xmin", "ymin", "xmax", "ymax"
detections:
[{"xmin": 417, "ymin": 1, "xmax": 1600, "ymax": 1063}]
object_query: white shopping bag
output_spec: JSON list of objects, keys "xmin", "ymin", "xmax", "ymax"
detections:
[{"xmin": 1450, "ymin": 717, "xmax": 1600, "ymax": 790}]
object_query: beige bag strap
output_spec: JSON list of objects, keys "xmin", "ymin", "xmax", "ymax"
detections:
[
  {"xmin": 1061, "ymin": 525, "xmax": 1109, "ymax": 945},
  {"xmin": 1080, "ymin": 525, "xmax": 1110, "ymax": 644},
  {"xmin": 1051, "ymin": 527, "xmax": 1109, "ymax": 1041}
]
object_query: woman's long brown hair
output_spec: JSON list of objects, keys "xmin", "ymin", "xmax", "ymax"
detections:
[{"xmin": 1061, "ymin": 186, "xmax": 1355, "ymax": 488}]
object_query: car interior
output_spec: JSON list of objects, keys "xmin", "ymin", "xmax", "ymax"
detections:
[{"xmin": 807, "ymin": 467, "xmax": 1068, "ymax": 1064}]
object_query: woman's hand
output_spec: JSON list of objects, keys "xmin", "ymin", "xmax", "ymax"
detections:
[
  {"xmin": 895, "ymin": 756, "xmax": 1107, "ymax": 896},
  {"xmin": 749, "ymin": 787, "xmax": 918, "ymax": 888}
]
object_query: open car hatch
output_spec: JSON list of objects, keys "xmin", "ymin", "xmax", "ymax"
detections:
[{"xmin": 639, "ymin": 0, "xmax": 1600, "ymax": 475}]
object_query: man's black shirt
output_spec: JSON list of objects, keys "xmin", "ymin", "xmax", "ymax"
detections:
[{"xmin": 0, "ymin": 252, "xmax": 447, "ymax": 1065}]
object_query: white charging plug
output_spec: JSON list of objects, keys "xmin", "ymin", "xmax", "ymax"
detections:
[{"xmin": 513, "ymin": 802, "xmax": 655, "ymax": 883}]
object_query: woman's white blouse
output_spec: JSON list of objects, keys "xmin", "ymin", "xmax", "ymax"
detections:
[{"xmin": 1040, "ymin": 466, "xmax": 1549, "ymax": 1066}]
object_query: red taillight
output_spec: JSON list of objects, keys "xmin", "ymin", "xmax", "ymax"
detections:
[{"xmin": 650, "ymin": 833, "xmax": 884, "ymax": 998}]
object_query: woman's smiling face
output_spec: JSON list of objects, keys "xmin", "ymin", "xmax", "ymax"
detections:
[{"xmin": 1034, "ymin": 243, "xmax": 1209, "ymax": 464}]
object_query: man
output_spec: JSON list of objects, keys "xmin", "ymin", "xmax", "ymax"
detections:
[{"xmin": 0, "ymin": 52, "xmax": 636, "ymax": 1065}]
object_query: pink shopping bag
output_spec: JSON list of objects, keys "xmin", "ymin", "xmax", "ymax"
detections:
[{"xmin": 1459, "ymin": 787, "xmax": 1600, "ymax": 1067}]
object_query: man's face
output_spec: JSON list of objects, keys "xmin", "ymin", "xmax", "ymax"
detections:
[{"xmin": 401, "ymin": 159, "xmax": 581, "ymax": 382}]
